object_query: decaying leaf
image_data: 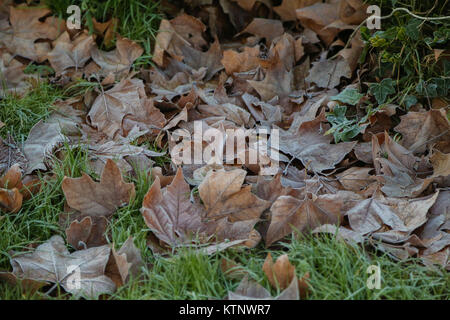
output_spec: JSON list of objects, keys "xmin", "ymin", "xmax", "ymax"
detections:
[
  {"xmin": 106, "ymin": 237, "xmax": 143, "ymax": 287},
  {"xmin": 394, "ymin": 109, "xmax": 450, "ymax": 154},
  {"xmin": 0, "ymin": 164, "xmax": 39, "ymax": 213},
  {"xmin": 221, "ymin": 46, "xmax": 260, "ymax": 74},
  {"xmin": 23, "ymin": 120, "xmax": 66, "ymax": 174},
  {"xmin": 62, "ymin": 159, "xmax": 135, "ymax": 216},
  {"xmin": 228, "ymin": 275, "xmax": 299, "ymax": 300},
  {"xmin": 141, "ymin": 168, "xmax": 207, "ymax": 247},
  {"xmin": 266, "ymin": 191, "xmax": 360, "ymax": 246},
  {"xmin": 1, "ymin": 7, "xmax": 65, "ymax": 62},
  {"xmin": 372, "ymin": 132, "xmax": 432, "ymax": 197},
  {"xmin": 198, "ymin": 169, "xmax": 270, "ymax": 221},
  {"xmin": 5, "ymin": 235, "xmax": 115, "ymax": 298},
  {"xmin": 142, "ymin": 168, "xmax": 269, "ymax": 250},
  {"xmin": 0, "ymin": 135, "xmax": 27, "ymax": 175},
  {"xmin": 91, "ymin": 35, "xmax": 143, "ymax": 79},
  {"xmin": 278, "ymin": 110, "xmax": 356, "ymax": 173},
  {"xmin": 262, "ymin": 253, "xmax": 310, "ymax": 297},
  {"xmin": 48, "ymin": 31, "xmax": 94, "ymax": 75},
  {"xmin": 66, "ymin": 216, "xmax": 108, "ymax": 250}
]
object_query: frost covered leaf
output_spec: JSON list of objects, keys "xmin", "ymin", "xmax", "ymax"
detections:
[
  {"xmin": 331, "ymin": 87, "xmax": 364, "ymax": 105},
  {"xmin": 48, "ymin": 31, "xmax": 94, "ymax": 75},
  {"xmin": 91, "ymin": 35, "xmax": 143, "ymax": 79},
  {"xmin": 228, "ymin": 275, "xmax": 299, "ymax": 300},
  {"xmin": 7, "ymin": 235, "xmax": 115, "ymax": 298},
  {"xmin": 23, "ymin": 121, "xmax": 66, "ymax": 174},
  {"xmin": 394, "ymin": 109, "xmax": 450, "ymax": 154},
  {"xmin": 106, "ymin": 237, "xmax": 143, "ymax": 287},
  {"xmin": 141, "ymin": 168, "xmax": 207, "ymax": 247},
  {"xmin": 266, "ymin": 191, "xmax": 360, "ymax": 246},
  {"xmin": 306, "ymin": 57, "xmax": 351, "ymax": 89},
  {"xmin": 62, "ymin": 159, "xmax": 135, "ymax": 216},
  {"xmin": 1, "ymin": 7, "xmax": 65, "ymax": 62},
  {"xmin": 278, "ymin": 110, "xmax": 356, "ymax": 173},
  {"xmin": 198, "ymin": 169, "xmax": 270, "ymax": 222},
  {"xmin": 65, "ymin": 216, "xmax": 108, "ymax": 250}
]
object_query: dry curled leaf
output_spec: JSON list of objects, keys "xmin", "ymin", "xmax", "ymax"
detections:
[
  {"xmin": 263, "ymin": 253, "xmax": 310, "ymax": 298},
  {"xmin": 394, "ymin": 109, "xmax": 450, "ymax": 154},
  {"xmin": 0, "ymin": 164, "xmax": 39, "ymax": 213},
  {"xmin": 65, "ymin": 216, "xmax": 108, "ymax": 250},
  {"xmin": 106, "ymin": 237, "xmax": 143, "ymax": 287}
]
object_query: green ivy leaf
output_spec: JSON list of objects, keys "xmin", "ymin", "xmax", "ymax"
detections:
[
  {"xmin": 403, "ymin": 95, "xmax": 417, "ymax": 110},
  {"xmin": 369, "ymin": 78, "xmax": 396, "ymax": 104},
  {"xmin": 405, "ymin": 19, "xmax": 421, "ymax": 40},
  {"xmin": 331, "ymin": 88, "xmax": 364, "ymax": 106},
  {"xmin": 326, "ymin": 106, "xmax": 363, "ymax": 143}
]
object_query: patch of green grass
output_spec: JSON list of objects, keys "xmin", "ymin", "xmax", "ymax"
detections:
[
  {"xmin": 110, "ymin": 234, "xmax": 449, "ymax": 300},
  {"xmin": 45, "ymin": 0, "xmax": 161, "ymax": 65},
  {"xmin": 0, "ymin": 81, "xmax": 64, "ymax": 143}
]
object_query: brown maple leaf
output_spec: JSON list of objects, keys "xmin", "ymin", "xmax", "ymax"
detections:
[
  {"xmin": 152, "ymin": 15, "xmax": 223, "ymax": 80},
  {"xmin": 394, "ymin": 109, "xmax": 450, "ymax": 154},
  {"xmin": 221, "ymin": 45, "xmax": 260, "ymax": 74},
  {"xmin": 347, "ymin": 197, "xmax": 408, "ymax": 235},
  {"xmin": 278, "ymin": 110, "xmax": 356, "ymax": 173},
  {"xmin": 2, "ymin": 235, "xmax": 115, "ymax": 298},
  {"xmin": 296, "ymin": 2, "xmax": 340, "ymax": 46},
  {"xmin": 266, "ymin": 191, "xmax": 361, "ymax": 246},
  {"xmin": 141, "ymin": 168, "xmax": 208, "ymax": 247},
  {"xmin": 247, "ymin": 52, "xmax": 293, "ymax": 103},
  {"xmin": 198, "ymin": 169, "xmax": 270, "ymax": 222},
  {"xmin": 254, "ymin": 173, "xmax": 292, "ymax": 203},
  {"xmin": 62, "ymin": 159, "xmax": 135, "ymax": 217},
  {"xmin": 87, "ymin": 78, "xmax": 146, "ymax": 138},
  {"xmin": 274, "ymin": 0, "xmax": 320, "ymax": 21},
  {"xmin": 372, "ymin": 132, "xmax": 433, "ymax": 197},
  {"xmin": 2, "ymin": 6, "xmax": 65, "ymax": 62},
  {"xmin": 48, "ymin": 31, "xmax": 94, "ymax": 75},
  {"xmin": 142, "ymin": 168, "xmax": 266, "ymax": 250},
  {"xmin": 65, "ymin": 216, "xmax": 108, "ymax": 250},
  {"xmin": 91, "ymin": 35, "xmax": 143, "ymax": 79}
]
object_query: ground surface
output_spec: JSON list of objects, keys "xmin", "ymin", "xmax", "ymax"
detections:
[{"xmin": 0, "ymin": 0, "xmax": 449, "ymax": 300}]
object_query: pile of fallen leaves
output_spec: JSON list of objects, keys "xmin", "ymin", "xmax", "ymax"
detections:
[{"xmin": 0, "ymin": 0, "xmax": 448, "ymax": 299}]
